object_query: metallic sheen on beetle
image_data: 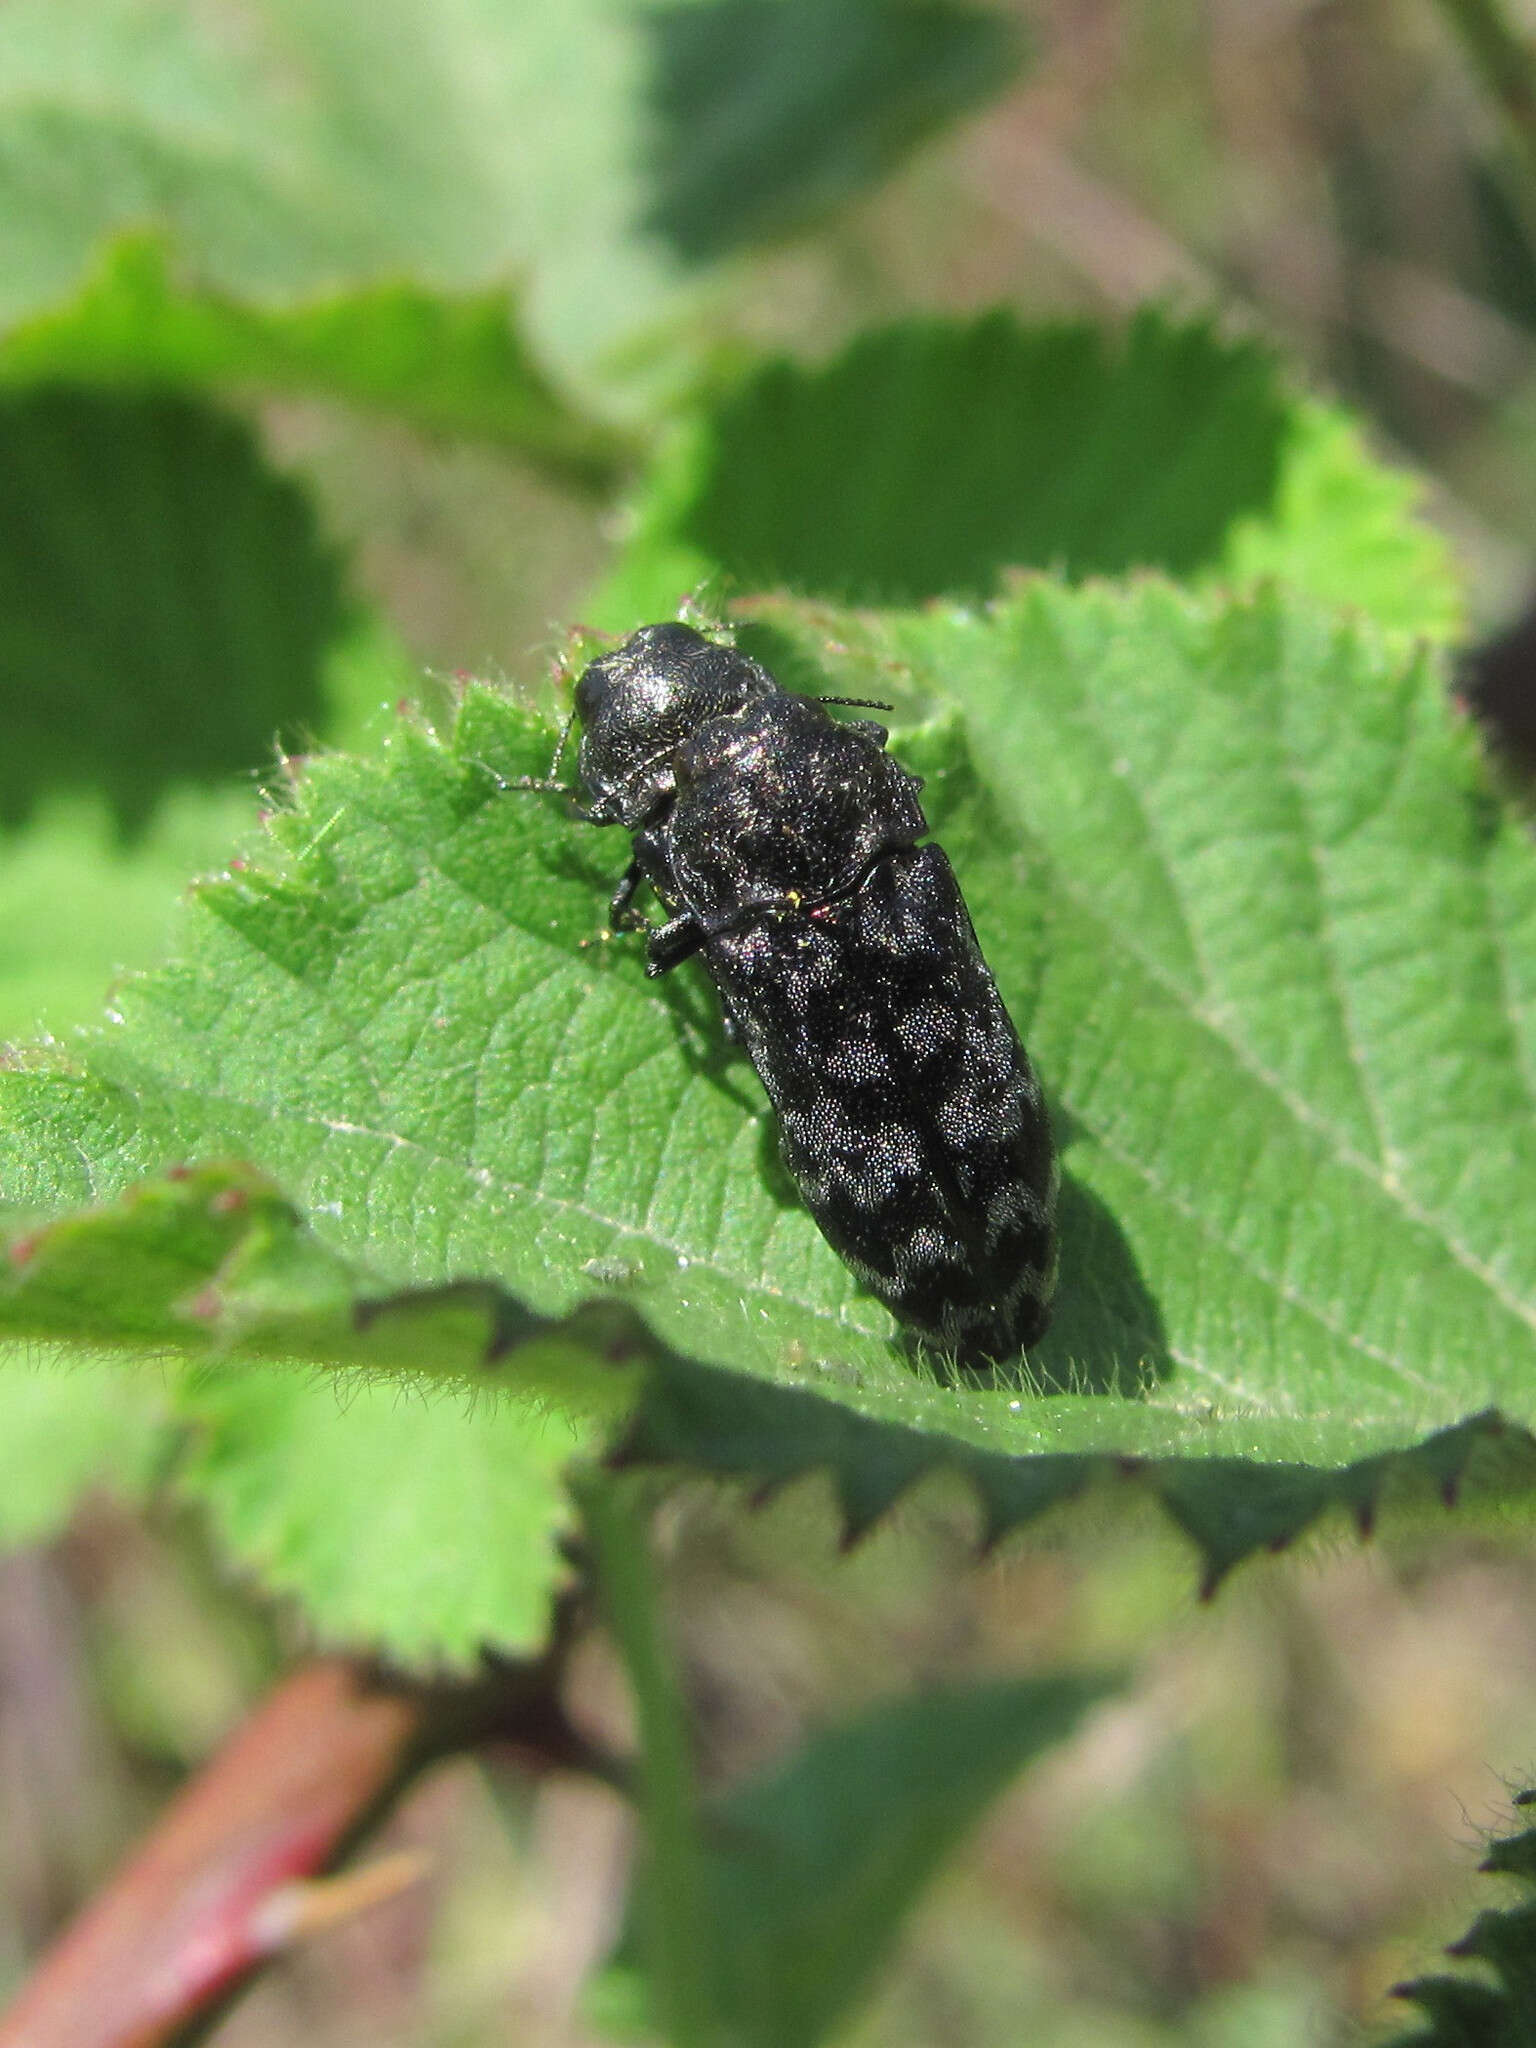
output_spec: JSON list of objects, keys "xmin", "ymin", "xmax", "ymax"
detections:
[{"xmin": 557, "ymin": 622, "xmax": 1057, "ymax": 1365}]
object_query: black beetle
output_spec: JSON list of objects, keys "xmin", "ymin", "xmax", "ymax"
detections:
[{"xmin": 536, "ymin": 621, "xmax": 1056, "ymax": 1365}]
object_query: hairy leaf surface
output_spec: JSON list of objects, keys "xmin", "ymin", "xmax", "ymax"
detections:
[
  {"xmin": 2, "ymin": 581, "xmax": 1533, "ymax": 1647},
  {"xmin": 3, "ymin": 581, "xmax": 1528, "ymax": 1451}
]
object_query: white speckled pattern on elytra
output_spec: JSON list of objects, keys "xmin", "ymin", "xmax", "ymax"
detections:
[{"xmin": 565, "ymin": 622, "xmax": 1057, "ymax": 1367}]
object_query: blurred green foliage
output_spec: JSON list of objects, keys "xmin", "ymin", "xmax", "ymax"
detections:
[
  {"xmin": 638, "ymin": 1, "xmax": 1023, "ymax": 260},
  {"xmin": 0, "ymin": 388, "xmax": 344, "ymax": 832}
]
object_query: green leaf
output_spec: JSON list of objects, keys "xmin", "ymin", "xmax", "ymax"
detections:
[
  {"xmin": 0, "ymin": 1162, "xmax": 654, "ymax": 1410},
  {"xmin": 1388, "ymin": 1788, "xmax": 1536, "ymax": 2045},
  {"xmin": 0, "ymin": 235, "xmax": 632, "ymax": 484},
  {"xmin": 0, "ymin": 1161, "xmax": 669, "ymax": 1657},
  {"xmin": 1219, "ymin": 398, "xmax": 1465, "ymax": 640},
  {"xmin": 0, "ymin": 1348, "xmax": 167, "ymax": 1549},
  {"xmin": 0, "ymin": 415, "xmax": 395, "ymax": 1450},
  {"xmin": 0, "ymin": 0, "xmax": 680, "ymax": 417},
  {"xmin": 0, "ymin": 0, "xmax": 366, "ymax": 318},
  {"xmin": 0, "ymin": 386, "xmax": 349, "ymax": 832},
  {"xmin": 0, "ymin": 788, "xmax": 253, "ymax": 1041},
  {"xmin": 615, "ymin": 1362, "xmax": 1530, "ymax": 1595},
  {"xmin": 0, "ymin": 1, "xmax": 1022, "ymax": 435},
  {"xmin": 174, "ymin": 1366, "xmax": 585, "ymax": 1663},
  {"xmin": 2, "ymin": 580, "xmax": 1534, "ymax": 1642},
  {"xmin": 583, "ymin": 1466, "xmax": 1111, "ymax": 2048},
  {"xmin": 0, "ymin": 613, "xmax": 415, "ymax": 1043},
  {"xmin": 596, "ymin": 311, "xmax": 1462, "ymax": 638},
  {"xmin": 738, "ymin": 584, "xmax": 1536, "ymax": 1446},
  {"xmin": 697, "ymin": 1673, "xmax": 1113, "ymax": 2048},
  {"xmin": 638, "ymin": 0, "xmax": 1023, "ymax": 263},
  {"xmin": 0, "ymin": 0, "xmax": 527, "ymax": 312},
  {"xmin": 2, "ymin": 1169, "xmax": 1522, "ymax": 1608}
]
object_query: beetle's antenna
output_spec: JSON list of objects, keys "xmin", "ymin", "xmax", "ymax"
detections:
[
  {"xmin": 818, "ymin": 695, "xmax": 894, "ymax": 712},
  {"xmin": 502, "ymin": 774, "xmax": 576, "ymax": 794},
  {"xmin": 544, "ymin": 703, "xmax": 579, "ymax": 780},
  {"xmin": 481, "ymin": 703, "xmax": 582, "ymax": 798},
  {"xmin": 463, "ymin": 753, "xmax": 571, "ymax": 797}
]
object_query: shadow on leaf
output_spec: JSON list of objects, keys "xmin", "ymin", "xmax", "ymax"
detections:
[
  {"xmin": 670, "ymin": 313, "xmax": 1290, "ymax": 607},
  {"xmin": 901, "ymin": 1164, "xmax": 1169, "ymax": 1395},
  {"xmin": 0, "ymin": 388, "xmax": 344, "ymax": 834},
  {"xmin": 1023, "ymin": 1169, "xmax": 1170, "ymax": 1396}
]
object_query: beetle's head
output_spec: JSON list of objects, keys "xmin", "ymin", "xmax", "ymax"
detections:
[{"xmin": 574, "ymin": 623, "xmax": 777, "ymax": 826}]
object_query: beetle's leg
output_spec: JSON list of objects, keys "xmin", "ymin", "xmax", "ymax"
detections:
[
  {"xmin": 607, "ymin": 860, "xmax": 649, "ymax": 933},
  {"xmin": 645, "ymin": 914, "xmax": 704, "ymax": 976}
]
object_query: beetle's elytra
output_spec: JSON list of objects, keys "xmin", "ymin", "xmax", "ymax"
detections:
[{"xmin": 554, "ymin": 621, "xmax": 1057, "ymax": 1366}]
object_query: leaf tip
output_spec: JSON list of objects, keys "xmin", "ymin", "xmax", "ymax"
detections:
[{"xmin": 1197, "ymin": 1559, "xmax": 1228, "ymax": 1603}]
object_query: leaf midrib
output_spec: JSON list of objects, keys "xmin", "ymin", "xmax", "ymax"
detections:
[{"xmin": 129, "ymin": 979, "xmax": 894, "ymax": 1357}]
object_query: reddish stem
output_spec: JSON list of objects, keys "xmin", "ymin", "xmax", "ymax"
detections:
[{"xmin": 0, "ymin": 1658, "xmax": 424, "ymax": 2048}]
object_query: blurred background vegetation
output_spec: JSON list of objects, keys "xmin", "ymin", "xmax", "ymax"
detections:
[{"xmin": 6, "ymin": 2, "xmax": 1536, "ymax": 2043}]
